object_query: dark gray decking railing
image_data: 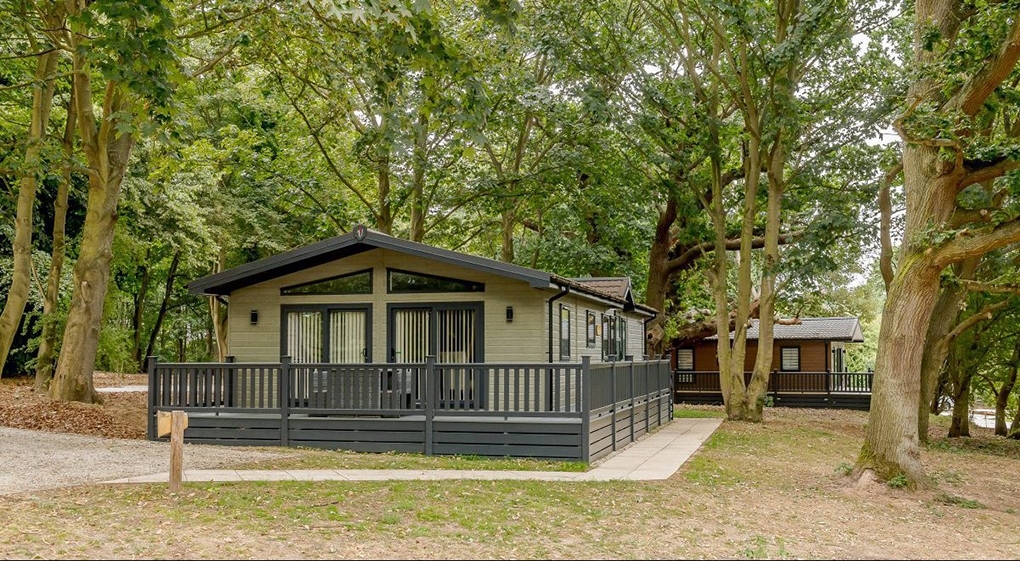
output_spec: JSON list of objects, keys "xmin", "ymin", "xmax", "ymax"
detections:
[
  {"xmin": 673, "ymin": 370, "xmax": 873, "ymax": 410},
  {"xmin": 147, "ymin": 356, "xmax": 673, "ymax": 462}
]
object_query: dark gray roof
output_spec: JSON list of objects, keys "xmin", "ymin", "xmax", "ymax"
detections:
[
  {"xmin": 707, "ymin": 317, "xmax": 865, "ymax": 342},
  {"xmin": 187, "ymin": 226, "xmax": 658, "ymax": 316}
]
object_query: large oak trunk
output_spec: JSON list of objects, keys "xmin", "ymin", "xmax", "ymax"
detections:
[{"xmin": 860, "ymin": 233, "xmax": 944, "ymax": 483}]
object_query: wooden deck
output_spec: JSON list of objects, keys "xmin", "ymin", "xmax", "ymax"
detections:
[
  {"xmin": 147, "ymin": 357, "xmax": 673, "ymax": 462},
  {"xmin": 673, "ymin": 370, "xmax": 873, "ymax": 410}
]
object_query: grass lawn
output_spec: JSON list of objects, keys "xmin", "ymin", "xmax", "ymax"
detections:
[
  {"xmin": 2, "ymin": 407, "xmax": 1019, "ymax": 559},
  {"xmin": 231, "ymin": 449, "xmax": 589, "ymax": 472}
]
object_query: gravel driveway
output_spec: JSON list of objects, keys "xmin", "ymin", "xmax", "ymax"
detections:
[{"xmin": 0, "ymin": 427, "xmax": 283, "ymax": 496}]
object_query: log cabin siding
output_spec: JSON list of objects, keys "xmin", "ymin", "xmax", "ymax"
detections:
[{"xmin": 686, "ymin": 340, "xmax": 829, "ymax": 372}]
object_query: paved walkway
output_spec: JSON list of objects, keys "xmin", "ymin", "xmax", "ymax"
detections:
[{"xmin": 104, "ymin": 418, "xmax": 722, "ymax": 485}]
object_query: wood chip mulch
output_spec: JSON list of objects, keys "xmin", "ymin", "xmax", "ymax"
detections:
[{"xmin": 0, "ymin": 377, "xmax": 147, "ymax": 440}]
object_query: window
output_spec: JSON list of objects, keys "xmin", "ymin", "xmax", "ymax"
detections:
[
  {"xmin": 586, "ymin": 311, "xmax": 596, "ymax": 347},
  {"xmin": 601, "ymin": 313, "xmax": 627, "ymax": 361},
  {"xmin": 677, "ymin": 349, "xmax": 694, "ymax": 371},
  {"xmin": 387, "ymin": 269, "xmax": 484, "ymax": 293},
  {"xmin": 281, "ymin": 269, "xmax": 372, "ymax": 295},
  {"xmin": 559, "ymin": 304, "xmax": 571, "ymax": 360},
  {"xmin": 618, "ymin": 317, "xmax": 627, "ymax": 359},
  {"xmin": 780, "ymin": 347, "xmax": 800, "ymax": 371}
]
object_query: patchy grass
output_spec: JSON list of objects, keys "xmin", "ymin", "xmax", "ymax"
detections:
[
  {"xmin": 674, "ymin": 406, "xmax": 726, "ymax": 419},
  {"xmin": 233, "ymin": 448, "xmax": 589, "ymax": 472},
  {"xmin": 3, "ymin": 407, "xmax": 1019, "ymax": 559}
]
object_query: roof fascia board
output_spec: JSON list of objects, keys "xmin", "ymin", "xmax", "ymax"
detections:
[{"xmin": 189, "ymin": 228, "xmax": 553, "ymax": 295}]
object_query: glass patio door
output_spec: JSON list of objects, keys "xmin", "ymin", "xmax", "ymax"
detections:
[
  {"xmin": 284, "ymin": 307, "xmax": 369, "ymax": 363},
  {"xmin": 389, "ymin": 304, "xmax": 483, "ymax": 408}
]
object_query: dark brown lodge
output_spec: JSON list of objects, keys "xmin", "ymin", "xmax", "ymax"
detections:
[{"xmin": 671, "ymin": 317, "xmax": 871, "ymax": 410}]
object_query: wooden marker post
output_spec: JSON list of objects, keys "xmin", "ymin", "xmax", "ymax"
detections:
[{"xmin": 157, "ymin": 410, "xmax": 188, "ymax": 492}]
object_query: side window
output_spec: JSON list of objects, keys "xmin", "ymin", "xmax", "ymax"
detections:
[
  {"xmin": 676, "ymin": 349, "xmax": 694, "ymax": 370},
  {"xmin": 586, "ymin": 311, "xmax": 596, "ymax": 348},
  {"xmin": 780, "ymin": 347, "xmax": 801, "ymax": 371},
  {"xmin": 559, "ymin": 304, "xmax": 571, "ymax": 360}
]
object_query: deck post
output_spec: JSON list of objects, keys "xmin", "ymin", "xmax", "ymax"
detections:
[
  {"xmin": 645, "ymin": 360, "xmax": 651, "ymax": 433},
  {"xmin": 146, "ymin": 356, "xmax": 158, "ymax": 440},
  {"xmin": 629, "ymin": 360, "xmax": 635, "ymax": 444},
  {"xmin": 580, "ymin": 356, "xmax": 591, "ymax": 462},
  {"xmin": 424, "ymin": 356, "xmax": 436, "ymax": 456},
  {"xmin": 225, "ymin": 355, "xmax": 235, "ymax": 407},
  {"xmin": 279, "ymin": 356, "xmax": 291, "ymax": 446},
  {"xmin": 610, "ymin": 360, "xmax": 617, "ymax": 451}
]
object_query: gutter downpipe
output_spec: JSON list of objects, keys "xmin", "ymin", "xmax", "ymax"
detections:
[
  {"xmin": 547, "ymin": 286, "xmax": 570, "ymax": 411},
  {"xmin": 548, "ymin": 286, "xmax": 570, "ymax": 362}
]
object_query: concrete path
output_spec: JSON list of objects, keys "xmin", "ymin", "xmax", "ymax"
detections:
[
  {"xmin": 104, "ymin": 418, "xmax": 722, "ymax": 485},
  {"xmin": 96, "ymin": 385, "xmax": 148, "ymax": 393}
]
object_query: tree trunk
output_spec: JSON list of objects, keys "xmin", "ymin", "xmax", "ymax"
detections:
[
  {"xmin": 143, "ymin": 250, "xmax": 182, "ymax": 368},
  {"xmin": 35, "ymin": 86, "xmax": 76, "ymax": 391},
  {"xmin": 500, "ymin": 208, "xmax": 515, "ymax": 263},
  {"xmin": 643, "ymin": 198, "xmax": 678, "ymax": 357},
  {"xmin": 1010, "ymin": 401, "xmax": 1020, "ymax": 437},
  {"xmin": 859, "ymin": 237, "xmax": 946, "ymax": 483},
  {"xmin": 130, "ymin": 252, "xmax": 152, "ymax": 368},
  {"xmin": 50, "ymin": 46, "xmax": 135, "ymax": 403},
  {"xmin": 917, "ymin": 284, "xmax": 965, "ymax": 438},
  {"xmin": 209, "ymin": 246, "xmax": 228, "ymax": 362},
  {"xmin": 948, "ymin": 365, "xmax": 971, "ymax": 438},
  {"xmin": 0, "ymin": 50, "xmax": 59, "ymax": 378},
  {"xmin": 746, "ymin": 158, "xmax": 783, "ymax": 422},
  {"xmin": 376, "ymin": 159, "xmax": 392, "ymax": 234},
  {"xmin": 994, "ymin": 346, "xmax": 1018, "ymax": 436},
  {"xmin": 409, "ymin": 111, "xmax": 428, "ymax": 243}
]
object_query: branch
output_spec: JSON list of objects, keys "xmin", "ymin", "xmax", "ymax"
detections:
[
  {"xmin": 950, "ymin": 207, "xmax": 996, "ymax": 228},
  {"xmin": 959, "ymin": 157, "xmax": 1020, "ymax": 190},
  {"xmin": 944, "ymin": 300, "xmax": 1010, "ymax": 343},
  {"xmin": 665, "ymin": 230, "xmax": 804, "ymax": 275},
  {"xmin": 935, "ymin": 218, "xmax": 1020, "ymax": 266},
  {"xmin": 961, "ymin": 280, "xmax": 1020, "ymax": 295},
  {"xmin": 880, "ymin": 162, "xmax": 902, "ymax": 290},
  {"xmin": 946, "ymin": 15, "xmax": 1020, "ymax": 117}
]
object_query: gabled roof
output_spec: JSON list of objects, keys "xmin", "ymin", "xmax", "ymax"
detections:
[
  {"xmin": 187, "ymin": 226, "xmax": 658, "ymax": 316},
  {"xmin": 707, "ymin": 317, "xmax": 865, "ymax": 342},
  {"xmin": 569, "ymin": 277, "xmax": 633, "ymax": 302}
]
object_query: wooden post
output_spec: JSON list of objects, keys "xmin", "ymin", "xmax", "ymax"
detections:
[
  {"xmin": 610, "ymin": 361, "xmax": 617, "ymax": 451},
  {"xmin": 157, "ymin": 410, "xmax": 189, "ymax": 493},
  {"xmin": 424, "ymin": 356, "xmax": 436, "ymax": 456},
  {"xmin": 225, "ymin": 355, "xmax": 235, "ymax": 407},
  {"xmin": 629, "ymin": 360, "xmax": 635, "ymax": 445},
  {"xmin": 580, "ymin": 356, "xmax": 591, "ymax": 461},
  {"xmin": 146, "ymin": 356, "xmax": 158, "ymax": 441},
  {"xmin": 279, "ymin": 356, "xmax": 291, "ymax": 446}
]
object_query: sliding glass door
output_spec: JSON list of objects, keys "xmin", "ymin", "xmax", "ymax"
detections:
[
  {"xmin": 282, "ymin": 305, "xmax": 371, "ymax": 363},
  {"xmin": 389, "ymin": 303, "xmax": 484, "ymax": 408}
]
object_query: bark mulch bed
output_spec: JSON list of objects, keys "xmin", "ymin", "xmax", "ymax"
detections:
[{"xmin": 0, "ymin": 373, "xmax": 148, "ymax": 441}]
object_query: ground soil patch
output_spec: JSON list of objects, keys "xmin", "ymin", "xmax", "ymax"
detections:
[{"xmin": 1, "ymin": 403, "xmax": 1018, "ymax": 559}]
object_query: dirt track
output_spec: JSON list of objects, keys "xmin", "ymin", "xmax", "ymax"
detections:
[{"xmin": 0, "ymin": 427, "xmax": 281, "ymax": 496}]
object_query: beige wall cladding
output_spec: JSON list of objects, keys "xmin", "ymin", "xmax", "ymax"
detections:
[
  {"xmin": 228, "ymin": 248, "xmax": 546, "ymax": 363},
  {"xmin": 226, "ymin": 247, "xmax": 655, "ymax": 365}
]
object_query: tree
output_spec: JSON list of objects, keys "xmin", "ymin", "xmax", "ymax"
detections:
[
  {"xmin": 859, "ymin": 0, "xmax": 1020, "ymax": 485},
  {"xmin": 0, "ymin": 1, "xmax": 63, "ymax": 378}
]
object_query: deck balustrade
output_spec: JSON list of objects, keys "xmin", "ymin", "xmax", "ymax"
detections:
[{"xmin": 147, "ymin": 356, "xmax": 673, "ymax": 461}]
